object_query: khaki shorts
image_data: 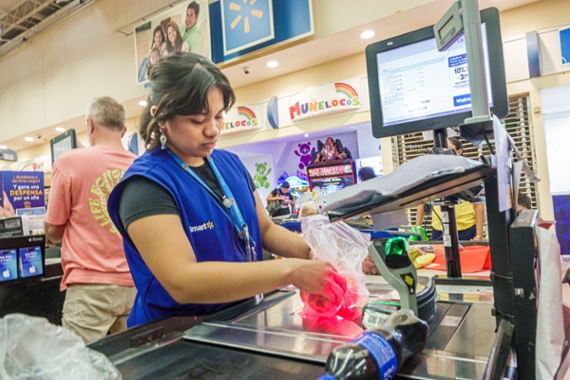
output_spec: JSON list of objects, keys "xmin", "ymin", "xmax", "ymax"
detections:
[{"xmin": 62, "ymin": 284, "xmax": 137, "ymax": 344}]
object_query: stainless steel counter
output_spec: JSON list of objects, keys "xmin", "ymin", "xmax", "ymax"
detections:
[{"xmin": 92, "ymin": 277, "xmax": 498, "ymax": 379}]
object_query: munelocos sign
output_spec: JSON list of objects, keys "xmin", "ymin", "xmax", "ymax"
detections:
[
  {"xmin": 289, "ymin": 80, "xmax": 362, "ymax": 122},
  {"xmin": 222, "ymin": 105, "xmax": 263, "ymax": 134}
]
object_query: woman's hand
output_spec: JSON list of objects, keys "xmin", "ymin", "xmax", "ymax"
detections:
[{"xmin": 288, "ymin": 259, "xmax": 347, "ymax": 300}]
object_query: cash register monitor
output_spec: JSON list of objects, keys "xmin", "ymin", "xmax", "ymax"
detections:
[
  {"xmin": 50, "ymin": 129, "xmax": 77, "ymax": 164},
  {"xmin": 365, "ymin": 7, "xmax": 508, "ymax": 139}
]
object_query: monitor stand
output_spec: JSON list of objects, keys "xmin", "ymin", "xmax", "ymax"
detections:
[{"xmin": 432, "ymin": 128, "xmax": 463, "ymax": 280}]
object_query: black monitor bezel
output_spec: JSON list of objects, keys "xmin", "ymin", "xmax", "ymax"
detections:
[
  {"xmin": 50, "ymin": 129, "xmax": 77, "ymax": 164},
  {"xmin": 365, "ymin": 7, "xmax": 508, "ymax": 139}
]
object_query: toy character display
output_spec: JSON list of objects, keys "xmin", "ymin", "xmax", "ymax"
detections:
[{"xmin": 312, "ymin": 137, "xmax": 352, "ymax": 164}]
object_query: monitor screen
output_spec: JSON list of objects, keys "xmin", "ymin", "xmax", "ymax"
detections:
[
  {"xmin": 365, "ymin": 7, "xmax": 508, "ymax": 139},
  {"xmin": 50, "ymin": 129, "xmax": 77, "ymax": 164}
]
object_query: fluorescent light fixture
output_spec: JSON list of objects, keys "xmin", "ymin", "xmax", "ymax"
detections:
[
  {"xmin": 139, "ymin": 100, "xmax": 148, "ymax": 107},
  {"xmin": 56, "ymin": 127, "xmax": 65, "ymax": 132},
  {"xmin": 360, "ymin": 30, "xmax": 375, "ymax": 39},
  {"xmin": 266, "ymin": 60, "xmax": 279, "ymax": 68},
  {"xmin": 24, "ymin": 137, "xmax": 34, "ymax": 142}
]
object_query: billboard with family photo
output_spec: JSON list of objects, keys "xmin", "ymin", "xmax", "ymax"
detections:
[{"xmin": 134, "ymin": 0, "xmax": 211, "ymax": 85}]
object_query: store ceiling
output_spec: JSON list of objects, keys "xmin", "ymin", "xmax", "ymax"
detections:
[
  {"xmin": 0, "ymin": 0, "xmax": 92, "ymax": 58},
  {"xmin": 0, "ymin": 0, "xmax": 541, "ymax": 152}
]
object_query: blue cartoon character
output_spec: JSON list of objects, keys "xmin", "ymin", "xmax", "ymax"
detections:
[
  {"xmin": 253, "ymin": 162, "xmax": 272, "ymax": 189},
  {"xmin": 295, "ymin": 142, "xmax": 313, "ymax": 170}
]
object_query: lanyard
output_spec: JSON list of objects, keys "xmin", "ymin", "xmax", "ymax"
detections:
[{"xmin": 165, "ymin": 149, "xmax": 257, "ymax": 262}]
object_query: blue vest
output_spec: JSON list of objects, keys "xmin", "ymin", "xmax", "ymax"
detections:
[{"xmin": 108, "ymin": 148, "xmax": 262, "ymax": 327}]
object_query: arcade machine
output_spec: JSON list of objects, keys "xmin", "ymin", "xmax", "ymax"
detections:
[{"xmin": 88, "ymin": 2, "xmax": 566, "ymax": 379}]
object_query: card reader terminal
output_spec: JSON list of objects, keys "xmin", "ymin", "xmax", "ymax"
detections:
[{"xmin": 367, "ymin": 237, "xmax": 418, "ymax": 316}]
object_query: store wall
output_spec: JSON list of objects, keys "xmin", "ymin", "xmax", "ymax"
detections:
[
  {"xmin": 3, "ymin": 0, "xmax": 570, "ymax": 222},
  {"xmin": 0, "ymin": 0, "xmax": 438, "ymax": 143}
]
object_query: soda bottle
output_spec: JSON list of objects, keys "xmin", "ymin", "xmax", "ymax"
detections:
[{"xmin": 319, "ymin": 309, "xmax": 428, "ymax": 379}]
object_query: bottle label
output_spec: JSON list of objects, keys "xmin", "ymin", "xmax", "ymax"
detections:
[{"xmin": 354, "ymin": 332, "xmax": 398, "ymax": 380}]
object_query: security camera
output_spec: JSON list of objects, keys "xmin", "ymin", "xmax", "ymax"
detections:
[{"xmin": 242, "ymin": 66, "xmax": 250, "ymax": 75}]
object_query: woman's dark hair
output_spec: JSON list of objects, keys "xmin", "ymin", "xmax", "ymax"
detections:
[
  {"xmin": 140, "ymin": 52, "xmax": 236, "ymax": 151},
  {"xmin": 358, "ymin": 166, "xmax": 376, "ymax": 182}
]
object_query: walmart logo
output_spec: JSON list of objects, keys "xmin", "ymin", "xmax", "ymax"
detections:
[
  {"xmin": 221, "ymin": 0, "xmax": 274, "ymax": 55},
  {"xmin": 189, "ymin": 221, "xmax": 214, "ymax": 233}
]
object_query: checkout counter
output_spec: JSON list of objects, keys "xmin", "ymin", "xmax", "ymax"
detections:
[
  {"xmin": 87, "ymin": 271, "xmax": 497, "ymax": 379},
  {"xmin": 84, "ymin": 154, "xmax": 517, "ymax": 379}
]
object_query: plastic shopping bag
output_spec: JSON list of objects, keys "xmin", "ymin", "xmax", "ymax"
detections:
[
  {"xmin": 301, "ymin": 215, "xmax": 371, "ymax": 321},
  {"xmin": 0, "ymin": 313, "xmax": 122, "ymax": 380}
]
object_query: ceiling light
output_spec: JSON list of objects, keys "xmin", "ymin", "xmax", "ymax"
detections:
[
  {"xmin": 304, "ymin": 133, "xmax": 309, "ymax": 138},
  {"xmin": 266, "ymin": 60, "xmax": 279, "ymax": 68},
  {"xmin": 24, "ymin": 137, "xmax": 34, "ymax": 142},
  {"xmin": 0, "ymin": 146, "xmax": 6, "ymax": 149},
  {"xmin": 360, "ymin": 30, "xmax": 375, "ymax": 39},
  {"xmin": 138, "ymin": 100, "xmax": 148, "ymax": 107},
  {"xmin": 56, "ymin": 127, "xmax": 65, "ymax": 132}
]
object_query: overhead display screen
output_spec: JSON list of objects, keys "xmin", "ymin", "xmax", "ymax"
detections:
[
  {"xmin": 365, "ymin": 7, "xmax": 508, "ymax": 139},
  {"xmin": 376, "ymin": 25, "xmax": 492, "ymax": 127}
]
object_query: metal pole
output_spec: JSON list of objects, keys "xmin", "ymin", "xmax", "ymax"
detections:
[{"xmin": 460, "ymin": 0, "xmax": 492, "ymax": 123}]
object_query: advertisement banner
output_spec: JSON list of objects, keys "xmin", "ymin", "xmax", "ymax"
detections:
[
  {"xmin": 134, "ymin": 0, "xmax": 211, "ymax": 85},
  {"xmin": 0, "ymin": 171, "xmax": 45, "ymax": 215}
]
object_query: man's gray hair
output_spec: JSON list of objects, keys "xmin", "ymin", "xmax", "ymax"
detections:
[{"xmin": 87, "ymin": 96, "xmax": 126, "ymax": 132}]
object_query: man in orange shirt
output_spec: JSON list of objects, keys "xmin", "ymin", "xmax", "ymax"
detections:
[{"xmin": 45, "ymin": 96, "xmax": 136, "ymax": 343}]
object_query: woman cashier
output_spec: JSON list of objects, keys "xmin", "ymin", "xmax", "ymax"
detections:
[{"xmin": 108, "ymin": 52, "xmax": 346, "ymax": 327}]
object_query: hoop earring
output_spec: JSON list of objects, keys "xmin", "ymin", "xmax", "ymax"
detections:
[{"xmin": 159, "ymin": 129, "xmax": 167, "ymax": 150}]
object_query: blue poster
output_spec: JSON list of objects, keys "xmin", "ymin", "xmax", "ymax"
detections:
[
  {"xmin": 221, "ymin": 0, "xmax": 274, "ymax": 55},
  {"xmin": 18, "ymin": 246, "xmax": 43, "ymax": 278},
  {"xmin": 0, "ymin": 248, "xmax": 17, "ymax": 282},
  {"xmin": 210, "ymin": 0, "xmax": 313, "ymax": 63},
  {"xmin": 0, "ymin": 171, "xmax": 45, "ymax": 214}
]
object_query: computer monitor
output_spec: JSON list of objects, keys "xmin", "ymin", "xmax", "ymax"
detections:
[
  {"xmin": 365, "ymin": 7, "xmax": 508, "ymax": 139},
  {"xmin": 50, "ymin": 129, "xmax": 77, "ymax": 164}
]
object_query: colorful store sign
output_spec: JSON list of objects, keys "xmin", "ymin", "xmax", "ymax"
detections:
[
  {"xmin": 222, "ymin": 104, "xmax": 263, "ymax": 134},
  {"xmin": 288, "ymin": 80, "xmax": 362, "ymax": 122}
]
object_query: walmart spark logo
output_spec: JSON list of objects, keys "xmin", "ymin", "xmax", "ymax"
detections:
[
  {"xmin": 189, "ymin": 221, "xmax": 215, "ymax": 233},
  {"xmin": 228, "ymin": 1, "xmax": 264, "ymax": 33},
  {"xmin": 221, "ymin": 0, "xmax": 274, "ymax": 55},
  {"xmin": 224, "ymin": 106, "xmax": 259, "ymax": 130}
]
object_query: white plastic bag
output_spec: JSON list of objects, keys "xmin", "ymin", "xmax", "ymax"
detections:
[
  {"xmin": 0, "ymin": 314, "xmax": 122, "ymax": 380},
  {"xmin": 301, "ymin": 215, "xmax": 371, "ymax": 316}
]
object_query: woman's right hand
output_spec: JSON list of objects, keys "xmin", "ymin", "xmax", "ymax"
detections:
[{"xmin": 288, "ymin": 259, "xmax": 347, "ymax": 301}]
